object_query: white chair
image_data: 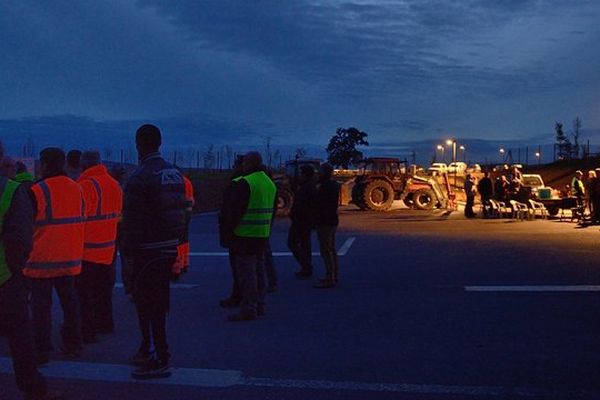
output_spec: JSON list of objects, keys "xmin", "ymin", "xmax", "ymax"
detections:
[
  {"xmin": 528, "ymin": 199, "xmax": 547, "ymax": 219},
  {"xmin": 509, "ymin": 200, "xmax": 528, "ymax": 221}
]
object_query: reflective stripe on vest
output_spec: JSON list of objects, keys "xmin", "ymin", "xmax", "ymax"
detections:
[
  {"xmin": 233, "ymin": 171, "xmax": 276, "ymax": 238},
  {"xmin": 80, "ymin": 171, "xmax": 122, "ymax": 265},
  {"xmin": 25, "ymin": 176, "xmax": 84, "ymax": 278},
  {"xmin": 0, "ymin": 180, "xmax": 20, "ymax": 286}
]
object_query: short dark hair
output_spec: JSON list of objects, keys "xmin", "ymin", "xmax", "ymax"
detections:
[
  {"xmin": 40, "ymin": 147, "xmax": 66, "ymax": 174},
  {"xmin": 136, "ymin": 124, "xmax": 162, "ymax": 150},
  {"xmin": 67, "ymin": 149, "xmax": 82, "ymax": 169}
]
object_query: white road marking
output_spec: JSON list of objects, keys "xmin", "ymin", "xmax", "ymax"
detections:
[
  {"xmin": 0, "ymin": 357, "xmax": 593, "ymax": 397},
  {"xmin": 465, "ymin": 285, "xmax": 600, "ymax": 292},
  {"xmin": 188, "ymin": 237, "xmax": 356, "ymax": 257},
  {"xmin": 114, "ymin": 283, "xmax": 199, "ymax": 289}
]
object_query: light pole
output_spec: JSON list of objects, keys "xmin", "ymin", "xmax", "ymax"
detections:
[
  {"xmin": 535, "ymin": 151, "xmax": 541, "ymax": 166},
  {"xmin": 459, "ymin": 145, "xmax": 466, "ymax": 162},
  {"xmin": 499, "ymin": 148, "xmax": 505, "ymax": 163},
  {"xmin": 446, "ymin": 139, "xmax": 457, "ymax": 163},
  {"xmin": 436, "ymin": 144, "xmax": 445, "ymax": 163}
]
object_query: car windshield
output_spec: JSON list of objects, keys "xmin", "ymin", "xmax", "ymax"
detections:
[{"xmin": 522, "ymin": 176, "xmax": 543, "ymax": 187}]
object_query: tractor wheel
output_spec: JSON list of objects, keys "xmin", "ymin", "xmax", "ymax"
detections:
[
  {"xmin": 351, "ymin": 183, "xmax": 367, "ymax": 209},
  {"xmin": 413, "ymin": 189, "xmax": 435, "ymax": 210},
  {"xmin": 276, "ymin": 189, "xmax": 294, "ymax": 217},
  {"xmin": 403, "ymin": 192, "xmax": 414, "ymax": 208},
  {"xmin": 362, "ymin": 180, "xmax": 394, "ymax": 211}
]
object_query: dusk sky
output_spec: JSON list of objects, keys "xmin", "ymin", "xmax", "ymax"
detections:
[{"xmin": 1, "ymin": 0, "xmax": 600, "ymax": 162}]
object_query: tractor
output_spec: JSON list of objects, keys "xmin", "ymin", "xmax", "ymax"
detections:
[
  {"xmin": 351, "ymin": 158, "xmax": 449, "ymax": 212},
  {"xmin": 273, "ymin": 158, "xmax": 322, "ymax": 217}
]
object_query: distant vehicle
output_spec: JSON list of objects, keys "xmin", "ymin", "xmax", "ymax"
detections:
[
  {"xmin": 428, "ymin": 163, "xmax": 447, "ymax": 174},
  {"xmin": 521, "ymin": 174, "xmax": 545, "ymax": 191},
  {"xmin": 273, "ymin": 158, "xmax": 322, "ymax": 217},
  {"xmin": 447, "ymin": 162, "xmax": 467, "ymax": 173},
  {"xmin": 467, "ymin": 164, "xmax": 482, "ymax": 173}
]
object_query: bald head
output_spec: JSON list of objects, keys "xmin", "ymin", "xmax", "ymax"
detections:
[
  {"xmin": 81, "ymin": 150, "xmax": 101, "ymax": 171},
  {"xmin": 243, "ymin": 151, "xmax": 263, "ymax": 174}
]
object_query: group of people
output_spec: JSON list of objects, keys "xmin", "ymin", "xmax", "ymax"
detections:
[
  {"xmin": 217, "ymin": 155, "xmax": 341, "ymax": 322},
  {"xmin": 463, "ymin": 165, "xmax": 525, "ymax": 218},
  {"xmin": 573, "ymin": 169, "xmax": 600, "ymax": 224},
  {"xmin": 0, "ymin": 125, "xmax": 197, "ymax": 399}
]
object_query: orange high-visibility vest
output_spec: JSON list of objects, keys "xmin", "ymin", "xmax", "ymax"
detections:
[
  {"xmin": 79, "ymin": 165, "xmax": 123, "ymax": 265},
  {"xmin": 25, "ymin": 175, "xmax": 85, "ymax": 278}
]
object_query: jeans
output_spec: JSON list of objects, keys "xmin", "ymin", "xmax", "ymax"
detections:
[
  {"xmin": 30, "ymin": 275, "xmax": 82, "ymax": 356},
  {"xmin": 234, "ymin": 253, "xmax": 266, "ymax": 314},
  {"xmin": 77, "ymin": 261, "xmax": 116, "ymax": 340},
  {"xmin": 317, "ymin": 225, "xmax": 338, "ymax": 283},
  {"xmin": 288, "ymin": 223, "xmax": 313, "ymax": 273},
  {"xmin": 0, "ymin": 276, "xmax": 47, "ymax": 396}
]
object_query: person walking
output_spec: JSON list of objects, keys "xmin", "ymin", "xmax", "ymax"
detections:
[
  {"xmin": 314, "ymin": 163, "xmax": 340, "ymax": 289},
  {"xmin": 220, "ymin": 152, "xmax": 276, "ymax": 322},
  {"xmin": 464, "ymin": 174, "xmax": 476, "ymax": 218},
  {"xmin": 76, "ymin": 151, "xmax": 122, "ymax": 343},
  {"xmin": 288, "ymin": 165, "xmax": 317, "ymax": 278},
  {"xmin": 477, "ymin": 171, "xmax": 494, "ymax": 218},
  {"xmin": 0, "ymin": 145, "xmax": 63, "ymax": 400},
  {"xmin": 24, "ymin": 148, "xmax": 84, "ymax": 364},
  {"xmin": 121, "ymin": 124, "xmax": 186, "ymax": 379}
]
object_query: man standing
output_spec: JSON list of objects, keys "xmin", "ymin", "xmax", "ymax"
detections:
[
  {"xmin": 288, "ymin": 165, "xmax": 317, "ymax": 278},
  {"xmin": 571, "ymin": 170, "xmax": 585, "ymax": 207},
  {"xmin": 0, "ymin": 145, "xmax": 58, "ymax": 400},
  {"xmin": 477, "ymin": 171, "xmax": 494, "ymax": 218},
  {"xmin": 77, "ymin": 151, "xmax": 122, "ymax": 343},
  {"xmin": 314, "ymin": 163, "xmax": 340, "ymax": 289},
  {"xmin": 121, "ymin": 124, "xmax": 186, "ymax": 379},
  {"xmin": 220, "ymin": 152, "xmax": 276, "ymax": 322},
  {"xmin": 24, "ymin": 148, "xmax": 84, "ymax": 363},
  {"xmin": 464, "ymin": 174, "xmax": 476, "ymax": 218}
]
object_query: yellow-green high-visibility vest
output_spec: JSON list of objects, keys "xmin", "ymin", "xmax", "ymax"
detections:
[
  {"xmin": 0, "ymin": 179, "xmax": 20, "ymax": 286},
  {"xmin": 233, "ymin": 171, "xmax": 276, "ymax": 238}
]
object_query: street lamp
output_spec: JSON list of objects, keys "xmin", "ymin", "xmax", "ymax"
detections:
[
  {"xmin": 436, "ymin": 144, "xmax": 445, "ymax": 163},
  {"xmin": 535, "ymin": 151, "xmax": 541, "ymax": 166},
  {"xmin": 459, "ymin": 145, "xmax": 466, "ymax": 162},
  {"xmin": 446, "ymin": 139, "xmax": 457, "ymax": 163},
  {"xmin": 499, "ymin": 148, "xmax": 505, "ymax": 163}
]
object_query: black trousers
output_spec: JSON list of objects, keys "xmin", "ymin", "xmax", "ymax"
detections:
[
  {"xmin": 227, "ymin": 248, "xmax": 241, "ymax": 301},
  {"xmin": 77, "ymin": 261, "xmax": 116, "ymax": 340},
  {"xmin": 30, "ymin": 275, "xmax": 82, "ymax": 356},
  {"xmin": 264, "ymin": 239, "xmax": 277, "ymax": 288},
  {"xmin": 288, "ymin": 223, "xmax": 313, "ymax": 273},
  {"xmin": 133, "ymin": 250, "xmax": 175, "ymax": 361},
  {"xmin": 0, "ymin": 276, "xmax": 47, "ymax": 396},
  {"xmin": 465, "ymin": 195, "xmax": 475, "ymax": 217},
  {"xmin": 234, "ymin": 252, "xmax": 266, "ymax": 314},
  {"xmin": 317, "ymin": 225, "xmax": 338, "ymax": 282}
]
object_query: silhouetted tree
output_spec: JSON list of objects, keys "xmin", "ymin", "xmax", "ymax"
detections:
[
  {"xmin": 295, "ymin": 147, "xmax": 307, "ymax": 159},
  {"xmin": 326, "ymin": 127, "xmax": 369, "ymax": 168},
  {"xmin": 203, "ymin": 144, "xmax": 215, "ymax": 169},
  {"xmin": 555, "ymin": 122, "xmax": 571, "ymax": 160},
  {"xmin": 571, "ymin": 116, "xmax": 582, "ymax": 159}
]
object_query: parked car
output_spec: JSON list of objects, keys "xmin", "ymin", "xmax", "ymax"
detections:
[{"xmin": 447, "ymin": 162, "xmax": 467, "ymax": 173}]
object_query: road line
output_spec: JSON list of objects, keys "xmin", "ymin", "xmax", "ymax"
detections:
[
  {"xmin": 114, "ymin": 283, "xmax": 199, "ymax": 289},
  {"xmin": 0, "ymin": 358, "xmax": 595, "ymax": 398},
  {"xmin": 465, "ymin": 285, "xmax": 600, "ymax": 292},
  {"xmin": 187, "ymin": 237, "xmax": 356, "ymax": 257}
]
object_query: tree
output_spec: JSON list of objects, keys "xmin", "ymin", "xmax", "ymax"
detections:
[
  {"xmin": 571, "ymin": 116, "xmax": 582, "ymax": 159},
  {"xmin": 326, "ymin": 127, "xmax": 369, "ymax": 168},
  {"xmin": 555, "ymin": 122, "xmax": 571, "ymax": 160},
  {"xmin": 295, "ymin": 147, "xmax": 307, "ymax": 159},
  {"xmin": 223, "ymin": 145, "xmax": 234, "ymax": 169},
  {"xmin": 203, "ymin": 144, "xmax": 215, "ymax": 169}
]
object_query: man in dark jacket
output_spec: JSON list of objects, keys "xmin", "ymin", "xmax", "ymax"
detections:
[
  {"xmin": 219, "ymin": 152, "xmax": 276, "ymax": 322},
  {"xmin": 477, "ymin": 172, "xmax": 494, "ymax": 218},
  {"xmin": 0, "ymin": 145, "xmax": 58, "ymax": 399},
  {"xmin": 288, "ymin": 165, "xmax": 317, "ymax": 278},
  {"xmin": 121, "ymin": 124, "xmax": 186, "ymax": 379},
  {"xmin": 314, "ymin": 163, "xmax": 340, "ymax": 288}
]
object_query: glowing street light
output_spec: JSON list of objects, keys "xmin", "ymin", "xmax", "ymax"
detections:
[
  {"xmin": 436, "ymin": 144, "xmax": 445, "ymax": 162},
  {"xmin": 459, "ymin": 145, "xmax": 466, "ymax": 162},
  {"xmin": 446, "ymin": 139, "xmax": 457, "ymax": 163},
  {"xmin": 535, "ymin": 151, "xmax": 541, "ymax": 166}
]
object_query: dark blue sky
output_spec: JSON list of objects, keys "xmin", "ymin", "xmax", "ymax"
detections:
[{"xmin": 1, "ymin": 0, "xmax": 599, "ymax": 162}]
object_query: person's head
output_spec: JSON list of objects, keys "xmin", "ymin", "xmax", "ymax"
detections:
[
  {"xmin": 242, "ymin": 151, "xmax": 262, "ymax": 174},
  {"xmin": 15, "ymin": 161, "xmax": 28, "ymax": 175},
  {"xmin": 320, "ymin": 163, "xmax": 334, "ymax": 181},
  {"xmin": 575, "ymin": 170, "xmax": 583, "ymax": 179},
  {"xmin": 66, "ymin": 150, "xmax": 82, "ymax": 171},
  {"xmin": 589, "ymin": 170, "xmax": 597, "ymax": 179},
  {"xmin": 299, "ymin": 164, "xmax": 315, "ymax": 183},
  {"xmin": 80, "ymin": 150, "xmax": 101, "ymax": 171},
  {"xmin": 39, "ymin": 148, "xmax": 66, "ymax": 178},
  {"xmin": 135, "ymin": 124, "xmax": 162, "ymax": 158},
  {"xmin": 1, "ymin": 156, "xmax": 16, "ymax": 179}
]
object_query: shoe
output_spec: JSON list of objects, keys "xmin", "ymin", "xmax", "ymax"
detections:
[
  {"xmin": 130, "ymin": 347, "xmax": 152, "ymax": 366},
  {"xmin": 267, "ymin": 285, "xmax": 278, "ymax": 293},
  {"xmin": 219, "ymin": 297, "xmax": 241, "ymax": 308},
  {"xmin": 227, "ymin": 309, "xmax": 257, "ymax": 322},
  {"xmin": 295, "ymin": 270, "xmax": 312, "ymax": 278},
  {"xmin": 131, "ymin": 357, "xmax": 171, "ymax": 380},
  {"xmin": 25, "ymin": 390, "xmax": 68, "ymax": 400}
]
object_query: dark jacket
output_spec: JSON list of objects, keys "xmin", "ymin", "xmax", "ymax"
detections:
[
  {"xmin": 290, "ymin": 179, "xmax": 317, "ymax": 228},
  {"xmin": 219, "ymin": 169, "xmax": 276, "ymax": 255},
  {"xmin": 316, "ymin": 179, "xmax": 339, "ymax": 226},
  {"xmin": 121, "ymin": 152, "xmax": 187, "ymax": 254},
  {"xmin": 477, "ymin": 177, "xmax": 494, "ymax": 197},
  {"xmin": 0, "ymin": 177, "xmax": 33, "ymax": 276}
]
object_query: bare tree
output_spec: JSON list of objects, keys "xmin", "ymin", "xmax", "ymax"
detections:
[
  {"xmin": 571, "ymin": 116, "xmax": 582, "ymax": 159},
  {"xmin": 224, "ymin": 145, "xmax": 234, "ymax": 169},
  {"xmin": 295, "ymin": 147, "xmax": 307, "ymax": 159},
  {"xmin": 203, "ymin": 144, "xmax": 215, "ymax": 170}
]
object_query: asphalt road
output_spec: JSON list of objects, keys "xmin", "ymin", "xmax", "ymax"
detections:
[{"xmin": 2, "ymin": 208, "xmax": 600, "ymax": 399}]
